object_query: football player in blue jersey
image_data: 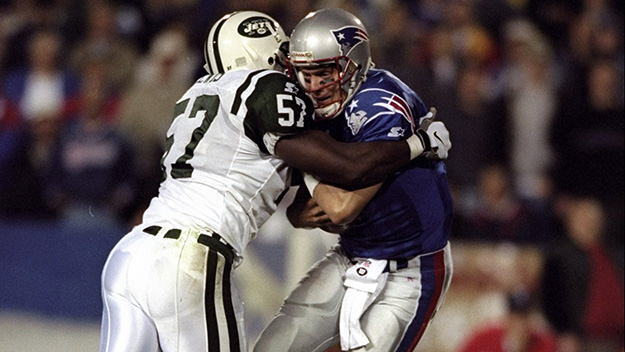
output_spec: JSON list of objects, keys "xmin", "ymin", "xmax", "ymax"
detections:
[{"xmin": 254, "ymin": 8, "xmax": 454, "ymax": 352}]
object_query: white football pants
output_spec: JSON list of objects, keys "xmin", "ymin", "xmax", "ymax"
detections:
[
  {"xmin": 99, "ymin": 226, "xmax": 245, "ymax": 352},
  {"xmin": 254, "ymin": 243, "xmax": 452, "ymax": 352}
]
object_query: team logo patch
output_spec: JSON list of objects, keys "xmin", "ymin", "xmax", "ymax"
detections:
[
  {"xmin": 331, "ymin": 26, "xmax": 369, "ymax": 55},
  {"xmin": 238, "ymin": 16, "xmax": 276, "ymax": 38},
  {"xmin": 347, "ymin": 110, "xmax": 368, "ymax": 135},
  {"xmin": 373, "ymin": 93, "xmax": 415, "ymax": 130}
]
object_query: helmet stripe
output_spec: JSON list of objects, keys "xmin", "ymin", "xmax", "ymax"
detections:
[{"xmin": 210, "ymin": 17, "xmax": 228, "ymax": 73}]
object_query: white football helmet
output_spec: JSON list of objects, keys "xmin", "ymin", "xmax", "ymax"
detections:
[
  {"xmin": 204, "ymin": 11, "xmax": 288, "ymax": 74},
  {"xmin": 289, "ymin": 8, "xmax": 373, "ymax": 119}
]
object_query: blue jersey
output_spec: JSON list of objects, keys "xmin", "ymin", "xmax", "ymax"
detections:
[{"xmin": 316, "ymin": 69, "xmax": 454, "ymax": 259}]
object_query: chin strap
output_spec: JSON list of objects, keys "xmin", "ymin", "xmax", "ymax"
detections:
[{"xmin": 339, "ymin": 259, "xmax": 388, "ymax": 350}]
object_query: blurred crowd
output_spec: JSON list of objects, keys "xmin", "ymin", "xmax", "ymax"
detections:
[{"xmin": 0, "ymin": 0, "xmax": 623, "ymax": 351}]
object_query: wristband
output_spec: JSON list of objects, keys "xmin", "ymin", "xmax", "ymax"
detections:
[
  {"xmin": 303, "ymin": 172, "xmax": 321, "ymax": 195},
  {"xmin": 406, "ymin": 134, "xmax": 425, "ymax": 160}
]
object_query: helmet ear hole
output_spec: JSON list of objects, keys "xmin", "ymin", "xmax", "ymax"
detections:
[{"xmin": 267, "ymin": 57, "xmax": 274, "ymax": 65}]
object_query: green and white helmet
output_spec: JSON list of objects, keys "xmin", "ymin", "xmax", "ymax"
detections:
[
  {"xmin": 288, "ymin": 8, "xmax": 373, "ymax": 119},
  {"xmin": 204, "ymin": 11, "xmax": 288, "ymax": 74}
]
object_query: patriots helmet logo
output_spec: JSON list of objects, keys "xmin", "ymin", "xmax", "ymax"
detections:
[{"xmin": 331, "ymin": 26, "xmax": 369, "ymax": 55}]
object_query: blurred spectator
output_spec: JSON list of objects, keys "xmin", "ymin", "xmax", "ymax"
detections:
[
  {"xmin": 47, "ymin": 60, "xmax": 136, "ymax": 228},
  {"xmin": 371, "ymin": 0, "xmax": 418, "ymax": 68},
  {"xmin": 69, "ymin": 1, "xmax": 139, "ymax": 93},
  {"xmin": 131, "ymin": 24, "xmax": 198, "ymax": 87},
  {"xmin": 442, "ymin": 0, "xmax": 499, "ymax": 71},
  {"xmin": 0, "ymin": 92, "xmax": 19, "ymax": 133},
  {"xmin": 1, "ymin": 90, "xmax": 59, "ymax": 218},
  {"xmin": 423, "ymin": 1, "xmax": 501, "ymax": 159},
  {"xmin": 549, "ymin": 58, "xmax": 624, "ymax": 245},
  {"xmin": 372, "ymin": 0, "xmax": 435, "ymax": 97},
  {"xmin": 457, "ymin": 164, "xmax": 553, "ymax": 244},
  {"xmin": 431, "ymin": 62, "xmax": 505, "ymax": 198},
  {"xmin": 57, "ymin": 0, "xmax": 145, "ymax": 51},
  {"xmin": 558, "ymin": 5, "xmax": 623, "ymax": 101},
  {"xmin": 556, "ymin": 4, "xmax": 623, "ymax": 113},
  {"xmin": 525, "ymin": 0, "xmax": 583, "ymax": 55},
  {"xmin": 0, "ymin": 0, "xmax": 65, "ymax": 75},
  {"xmin": 139, "ymin": 0, "xmax": 201, "ymax": 50},
  {"xmin": 497, "ymin": 18, "xmax": 558, "ymax": 203},
  {"xmin": 2, "ymin": 28, "xmax": 80, "ymax": 123},
  {"xmin": 0, "ymin": 105, "xmax": 61, "ymax": 219},
  {"xmin": 541, "ymin": 197, "xmax": 624, "ymax": 352},
  {"xmin": 549, "ymin": 9, "xmax": 625, "ymax": 248},
  {"xmin": 410, "ymin": 0, "xmax": 447, "ymax": 26},
  {"xmin": 457, "ymin": 289, "xmax": 557, "ymax": 352},
  {"xmin": 117, "ymin": 25, "xmax": 198, "ymax": 223},
  {"xmin": 427, "ymin": 24, "xmax": 458, "ymax": 91},
  {"xmin": 580, "ymin": 0, "xmax": 625, "ymax": 63},
  {"xmin": 471, "ymin": 0, "xmax": 520, "ymax": 46},
  {"xmin": 1, "ymin": 28, "xmax": 79, "ymax": 219},
  {"xmin": 425, "ymin": 0, "xmax": 499, "ymax": 94},
  {"xmin": 590, "ymin": 12, "xmax": 624, "ymax": 64}
]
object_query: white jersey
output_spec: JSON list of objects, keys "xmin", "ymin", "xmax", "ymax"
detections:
[{"xmin": 142, "ymin": 69, "xmax": 313, "ymax": 257}]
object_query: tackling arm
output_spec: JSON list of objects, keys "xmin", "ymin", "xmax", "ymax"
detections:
[
  {"xmin": 275, "ymin": 129, "xmax": 418, "ymax": 189},
  {"xmin": 274, "ymin": 108, "xmax": 450, "ymax": 189}
]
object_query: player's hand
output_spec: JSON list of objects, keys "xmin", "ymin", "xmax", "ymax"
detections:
[
  {"xmin": 415, "ymin": 107, "xmax": 452, "ymax": 160},
  {"xmin": 287, "ymin": 186, "xmax": 334, "ymax": 229}
]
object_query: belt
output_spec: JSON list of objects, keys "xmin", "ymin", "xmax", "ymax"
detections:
[
  {"xmin": 142, "ymin": 225, "xmax": 235, "ymax": 262},
  {"xmin": 349, "ymin": 257, "xmax": 414, "ymax": 273},
  {"xmin": 386, "ymin": 258, "xmax": 411, "ymax": 272},
  {"xmin": 350, "ymin": 244, "xmax": 449, "ymax": 273}
]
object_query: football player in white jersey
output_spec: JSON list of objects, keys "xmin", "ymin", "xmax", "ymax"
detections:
[{"xmin": 99, "ymin": 11, "xmax": 448, "ymax": 352}]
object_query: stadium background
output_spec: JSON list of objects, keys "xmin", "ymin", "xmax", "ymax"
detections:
[{"xmin": 1, "ymin": 0, "xmax": 623, "ymax": 351}]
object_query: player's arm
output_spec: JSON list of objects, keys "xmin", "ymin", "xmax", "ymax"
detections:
[
  {"xmin": 287, "ymin": 170, "xmax": 380, "ymax": 229},
  {"xmin": 288, "ymin": 100, "xmax": 441, "ymax": 226},
  {"xmin": 274, "ymin": 130, "xmax": 421, "ymax": 189},
  {"xmin": 251, "ymin": 72, "xmax": 442, "ymax": 189},
  {"xmin": 275, "ymin": 109, "xmax": 448, "ymax": 189},
  {"xmin": 303, "ymin": 173, "xmax": 381, "ymax": 225},
  {"xmin": 286, "ymin": 181, "xmax": 379, "ymax": 234},
  {"xmin": 286, "ymin": 185, "xmax": 333, "ymax": 228}
]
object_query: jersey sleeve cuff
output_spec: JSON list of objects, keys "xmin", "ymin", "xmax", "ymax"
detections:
[{"xmin": 263, "ymin": 132, "xmax": 283, "ymax": 155}]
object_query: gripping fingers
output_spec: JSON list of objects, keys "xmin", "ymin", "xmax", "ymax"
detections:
[
  {"xmin": 418, "ymin": 107, "xmax": 437, "ymax": 125},
  {"xmin": 428, "ymin": 107, "xmax": 437, "ymax": 120},
  {"xmin": 414, "ymin": 106, "xmax": 451, "ymax": 160}
]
